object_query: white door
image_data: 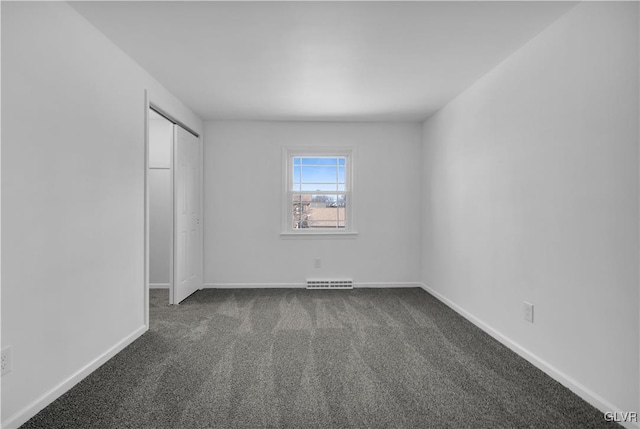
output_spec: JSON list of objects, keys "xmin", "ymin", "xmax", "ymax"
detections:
[{"xmin": 172, "ymin": 125, "xmax": 203, "ymax": 304}]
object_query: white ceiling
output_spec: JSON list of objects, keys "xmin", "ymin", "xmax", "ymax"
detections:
[{"xmin": 71, "ymin": 1, "xmax": 576, "ymax": 122}]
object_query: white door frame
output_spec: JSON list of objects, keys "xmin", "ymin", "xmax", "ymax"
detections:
[{"xmin": 144, "ymin": 91, "xmax": 202, "ymax": 328}]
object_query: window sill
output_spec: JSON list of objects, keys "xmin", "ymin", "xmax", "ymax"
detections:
[{"xmin": 280, "ymin": 231, "xmax": 359, "ymax": 240}]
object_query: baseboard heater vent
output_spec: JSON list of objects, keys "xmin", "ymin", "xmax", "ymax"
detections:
[{"xmin": 306, "ymin": 279, "xmax": 353, "ymax": 289}]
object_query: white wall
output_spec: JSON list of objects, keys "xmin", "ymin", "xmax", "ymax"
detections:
[
  {"xmin": 148, "ymin": 116, "xmax": 173, "ymax": 285},
  {"xmin": 421, "ymin": 1, "xmax": 638, "ymax": 416},
  {"xmin": 1, "ymin": 3, "xmax": 202, "ymax": 427},
  {"xmin": 204, "ymin": 121, "xmax": 422, "ymax": 286}
]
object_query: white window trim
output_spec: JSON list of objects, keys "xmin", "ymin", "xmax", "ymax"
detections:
[{"xmin": 281, "ymin": 146, "xmax": 358, "ymax": 238}]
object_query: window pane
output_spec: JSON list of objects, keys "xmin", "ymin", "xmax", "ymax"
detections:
[
  {"xmin": 292, "ymin": 193, "xmax": 346, "ymax": 229},
  {"xmin": 293, "ymin": 165, "xmax": 301, "ymax": 184},
  {"xmin": 337, "ymin": 195, "xmax": 346, "ymax": 227},
  {"xmin": 293, "ymin": 157, "xmax": 302, "ymax": 164},
  {"xmin": 291, "ymin": 193, "xmax": 311, "ymax": 229},
  {"xmin": 301, "ymin": 165, "xmax": 338, "ymax": 183},
  {"xmin": 338, "ymin": 158, "xmax": 346, "ymax": 165},
  {"xmin": 300, "ymin": 157, "xmax": 339, "ymax": 165},
  {"xmin": 338, "ymin": 166, "xmax": 345, "ymax": 183},
  {"xmin": 309, "ymin": 194, "xmax": 336, "ymax": 205}
]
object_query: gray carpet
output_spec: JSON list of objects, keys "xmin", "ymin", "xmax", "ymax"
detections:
[{"xmin": 22, "ymin": 288, "xmax": 617, "ymax": 428}]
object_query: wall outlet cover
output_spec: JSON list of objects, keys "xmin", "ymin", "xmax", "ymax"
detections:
[
  {"xmin": 1, "ymin": 346, "xmax": 12, "ymax": 376},
  {"xmin": 523, "ymin": 302, "xmax": 534, "ymax": 323}
]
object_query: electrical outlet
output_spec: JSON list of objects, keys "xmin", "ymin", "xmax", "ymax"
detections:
[
  {"xmin": 523, "ymin": 302, "xmax": 534, "ymax": 323},
  {"xmin": 314, "ymin": 258, "xmax": 321, "ymax": 268},
  {"xmin": 1, "ymin": 346, "xmax": 12, "ymax": 376}
]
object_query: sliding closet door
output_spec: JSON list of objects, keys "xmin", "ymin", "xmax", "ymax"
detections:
[{"xmin": 172, "ymin": 125, "xmax": 203, "ymax": 304}]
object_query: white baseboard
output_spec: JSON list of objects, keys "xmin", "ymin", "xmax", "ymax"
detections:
[
  {"xmin": 149, "ymin": 283, "xmax": 170, "ymax": 289},
  {"xmin": 353, "ymin": 282, "xmax": 421, "ymax": 288},
  {"xmin": 204, "ymin": 282, "xmax": 304, "ymax": 289},
  {"xmin": 1, "ymin": 325, "xmax": 148, "ymax": 429},
  {"xmin": 418, "ymin": 283, "xmax": 639, "ymax": 429},
  {"xmin": 203, "ymin": 282, "xmax": 422, "ymax": 289}
]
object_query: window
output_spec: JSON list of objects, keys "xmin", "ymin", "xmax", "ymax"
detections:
[{"xmin": 282, "ymin": 147, "xmax": 356, "ymax": 237}]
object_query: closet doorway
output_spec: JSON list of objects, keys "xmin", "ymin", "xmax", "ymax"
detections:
[{"xmin": 148, "ymin": 106, "xmax": 203, "ymax": 306}]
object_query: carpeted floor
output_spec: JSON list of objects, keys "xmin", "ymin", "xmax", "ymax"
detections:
[{"xmin": 22, "ymin": 288, "xmax": 617, "ymax": 428}]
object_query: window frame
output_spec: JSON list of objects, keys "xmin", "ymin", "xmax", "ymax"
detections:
[{"xmin": 281, "ymin": 146, "xmax": 357, "ymax": 238}]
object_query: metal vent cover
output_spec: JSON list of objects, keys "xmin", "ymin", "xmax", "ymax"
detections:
[{"xmin": 306, "ymin": 279, "xmax": 353, "ymax": 289}]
